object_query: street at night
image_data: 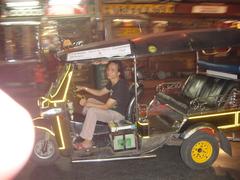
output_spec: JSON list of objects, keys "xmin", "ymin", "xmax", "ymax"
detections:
[{"xmin": 15, "ymin": 141, "xmax": 240, "ymax": 180}]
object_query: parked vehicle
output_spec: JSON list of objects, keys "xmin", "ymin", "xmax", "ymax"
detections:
[{"xmin": 32, "ymin": 28, "xmax": 240, "ymax": 170}]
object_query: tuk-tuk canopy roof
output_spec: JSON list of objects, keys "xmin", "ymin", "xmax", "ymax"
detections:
[{"xmin": 58, "ymin": 28, "xmax": 240, "ymax": 62}]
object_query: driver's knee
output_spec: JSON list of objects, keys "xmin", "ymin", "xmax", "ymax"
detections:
[
  {"xmin": 87, "ymin": 98, "xmax": 97, "ymax": 103},
  {"xmin": 86, "ymin": 107, "xmax": 99, "ymax": 115}
]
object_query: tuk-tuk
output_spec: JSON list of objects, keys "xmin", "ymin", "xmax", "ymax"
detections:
[{"xmin": 32, "ymin": 28, "xmax": 240, "ymax": 170}]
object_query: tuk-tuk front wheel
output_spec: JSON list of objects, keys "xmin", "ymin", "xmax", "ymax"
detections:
[
  {"xmin": 180, "ymin": 131, "xmax": 219, "ymax": 170},
  {"xmin": 31, "ymin": 130, "xmax": 60, "ymax": 166}
]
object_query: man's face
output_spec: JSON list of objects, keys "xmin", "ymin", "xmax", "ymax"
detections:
[{"xmin": 106, "ymin": 63, "xmax": 120, "ymax": 80}]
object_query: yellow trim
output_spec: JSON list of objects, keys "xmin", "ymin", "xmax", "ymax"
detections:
[
  {"xmin": 39, "ymin": 64, "xmax": 72, "ymax": 106},
  {"xmin": 42, "ymin": 98, "xmax": 49, "ymax": 108},
  {"xmin": 137, "ymin": 121, "xmax": 149, "ymax": 126},
  {"xmin": 235, "ymin": 112, "xmax": 239, "ymax": 124},
  {"xmin": 188, "ymin": 111, "xmax": 240, "ymax": 120},
  {"xmin": 50, "ymin": 64, "xmax": 71, "ymax": 99},
  {"xmin": 189, "ymin": 111, "xmax": 240, "ymax": 130},
  {"xmin": 218, "ymin": 124, "xmax": 240, "ymax": 129},
  {"xmin": 188, "ymin": 111, "xmax": 240, "ymax": 130},
  {"xmin": 40, "ymin": 70, "xmax": 73, "ymax": 106},
  {"xmin": 40, "ymin": 96, "xmax": 50, "ymax": 108},
  {"xmin": 35, "ymin": 126, "xmax": 55, "ymax": 136},
  {"xmin": 39, "ymin": 69, "xmax": 73, "ymax": 108},
  {"xmin": 56, "ymin": 115, "xmax": 65, "ymax": 150},
  {"xmin": 218, "ymin": 112, "xmax": 240, "ymax": 129},
  {"xmin": 32, "ymin": 116, "xmax": 43, "ymax": 121},
  {"xmin": 191, "ymin": 140, "xmax": 213, "ymax": 164},
  {"xmin": 49, "ymin": 71, "xmax": 73, "ymax": 103},
  {"xmin": 52, "ymin": 102, "xmax": 66, "ymax": 150},
  {"xmin": 64, "ymin": 71, "xmax": 73, "ymax": 100}
]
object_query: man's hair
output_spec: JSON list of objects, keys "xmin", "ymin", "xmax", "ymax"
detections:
[{"xmin": 106, "ymin": 60, "xmax": 125, "ymax": 79}]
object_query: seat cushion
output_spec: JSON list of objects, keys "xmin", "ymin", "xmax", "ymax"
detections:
[
  {"xmin": 156, "ymin": 73, "xmax": 239, "ymax": 114},
  {"xmin": 198, "ymin": 78, "xmax": 226, "ymax": 107},
  {"xmin": 157, "ymin": 92, "xmax": 190, "ymax": 113},
  {"xmin": 182, "ymin": 74, "xmax": 208, "ymax": 99},
  {"xmin": 198, "ymin": 77, "xmax": 239, "ymax": 107}
]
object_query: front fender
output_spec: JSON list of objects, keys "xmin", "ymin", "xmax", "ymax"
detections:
[
  {"xmin": 33, "ymin": 116, "xmax": 55, "ymax": 136},
  {"xmin": 181, "ymin": 122, "xmax": 232, "ymax": 156}
]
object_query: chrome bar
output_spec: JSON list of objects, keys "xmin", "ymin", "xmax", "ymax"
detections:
[
  {"xmin": 133, "ymin": 55, "xmax": 139, "ymax": 120},
  {"xmin": 72, "ymin": 154, "xmax": 156, "ymax": 163},
  {"xmin": 196, "ymin": 51, "xmax": 199, "ymax": 74}
]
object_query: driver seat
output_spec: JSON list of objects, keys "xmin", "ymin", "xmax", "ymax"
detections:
[{"xmin": 126, "ymin": 82, "xmax": 144, "ymax": 122}]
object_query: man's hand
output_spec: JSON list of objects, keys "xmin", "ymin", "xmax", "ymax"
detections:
[
  {"xmin": 82, "ymin": 98, "xmax": 116, "ymax": 110},
  {"xmin": 76, "ymin": 86, "xmax": 109, "ymax": 97},
  {"xmin": 79, "ymin": 98, "xmax": 87, "ymax": 106},
  {"xmin": 76, "ymin": 94, "xmax": 85, "ymax": 100},
  {"xmin": 75, "ymin": 85, "xmax": 88, "ymax": 92}
]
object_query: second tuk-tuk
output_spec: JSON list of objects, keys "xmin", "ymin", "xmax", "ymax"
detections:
[{"xmin": 31, "ymin": 28, "xmax": 240, "ymax": 170}]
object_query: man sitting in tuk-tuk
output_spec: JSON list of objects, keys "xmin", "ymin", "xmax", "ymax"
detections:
[{"xmin": 74, "ymin": 61, "xmax": 130, "ymax": 150}]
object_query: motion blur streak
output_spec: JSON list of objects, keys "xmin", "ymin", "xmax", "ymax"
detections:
[{"xmin": 0, "ymin": 90, "xmax": 35, "ymax": 180}]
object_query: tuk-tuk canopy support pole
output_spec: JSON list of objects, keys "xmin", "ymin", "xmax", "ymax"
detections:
[
  {"xmin": 133, "ymin": 55, "xmax": 139, "ymax": 121},
  {"xmin": 196, "ymin": 51, "xmax": 200, "ymax": 74}
]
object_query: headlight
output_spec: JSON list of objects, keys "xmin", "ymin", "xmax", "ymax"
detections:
[{"xmin": 41, "ymin": 108, "xmax": 63, "ymax": 117}]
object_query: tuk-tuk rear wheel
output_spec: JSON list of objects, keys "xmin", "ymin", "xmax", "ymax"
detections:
[
  {"xmin": 31, "ymin": 130, "xmax": 60, "ymax": 166},
  {"xmin": 180, "ymin": 131, "xmax": 219, "ymax": 170}
]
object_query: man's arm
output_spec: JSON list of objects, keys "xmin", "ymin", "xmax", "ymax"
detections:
[
  {"xmin": 76, "ymin": 86, "xmax": 109, "ymax": 96},
  {"xmin": 81, "ymin": 98, "xmax": 116, "ymax": 110}
]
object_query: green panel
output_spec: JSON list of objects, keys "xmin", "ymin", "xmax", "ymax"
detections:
[
  {"xmin": 113, "ymin": 135, "xmax": 124, "ymax": 150},
  {"xmin": 125, "ymin": 134, "xmax": 136, "ymax": 149}
]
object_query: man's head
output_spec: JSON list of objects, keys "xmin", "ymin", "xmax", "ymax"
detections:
[{"xmin": 106, "ymin": 61, "xmax": 124, "ymax": 81}]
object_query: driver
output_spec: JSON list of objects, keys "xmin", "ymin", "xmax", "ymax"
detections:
[{"xmin": 74, "ymin": 61, "xmax": 130, "ymax": 150}]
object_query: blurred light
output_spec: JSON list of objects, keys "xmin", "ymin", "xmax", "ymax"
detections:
[
  {"xmin": 0, "ymin": 21, "xmax": 40, "ymax": 25},
  {"xmin": 6, "ymin": 1, "xmax": 39, "ymax": 7},
  {"xmin": 48, "ymin": 0, "xmax": 82, "ymax": 5},
  {"xmin": 0, "ymin": 90, "xmax": 34, "ymax": 180},
  {"xmin": 8, "ymin": 59, "xmax": 16, "ymax": 62},
  {"xmin": 152, "ymin": 20, "xmax": 168, "ymax": 25},
  {"xmin": 113, "ymin": 19, "xmax": 141, "ymax": 23},
  {"xmin": 47, "ymin": 6, "xmax": 75, "ymax": 15}
]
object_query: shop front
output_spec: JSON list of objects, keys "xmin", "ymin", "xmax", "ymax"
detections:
[
  {"xmin": 0, "ymin": 1, "xmax": 45, "ymax": 95},
  {"xmin": 101, "ymin": 1, "xmax": 240, "ymax": 93},
  {"xmin": 0, "ymin": 0, "xmax": 102, "ymax": 94},
  {"xmin": 42, "ymin": 0, "xmax": 102, "ymax": 88},
  {"xmin": 101, "ymin": 2, "xmax": 193, "ymax": 91}
]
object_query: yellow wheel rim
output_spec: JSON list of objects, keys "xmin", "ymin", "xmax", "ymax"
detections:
[{"xmin": 191, "ymin": 140, "xmax": 213, "ymax": 164}]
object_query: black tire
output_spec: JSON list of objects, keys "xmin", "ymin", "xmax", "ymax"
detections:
[
  {"xmin": 31, "ymin": 130, "xmax": 60, "ymax": 166},
  {"xmin": 180, "ymin": 131, "xmax": 219, "ymax": 170}
]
